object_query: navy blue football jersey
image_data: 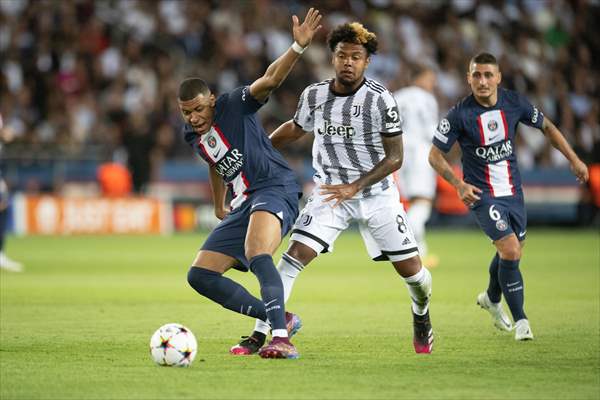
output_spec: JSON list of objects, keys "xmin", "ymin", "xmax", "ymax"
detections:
[
  {"xmin": 183, "ymin": 86, "xmax": 301, "ymax": 209},
  {"xmin": 433, "ymin": 88, "xmax": 544, "ymax": 198}
]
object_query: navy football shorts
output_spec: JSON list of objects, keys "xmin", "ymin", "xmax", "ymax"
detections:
[
  {"xmin": 201, "ymin": 186, "xmax": 300, "ymax": 271},
  {"xmin": 471, "ymin": 194, "xmax": 527, "ymax": 242}
]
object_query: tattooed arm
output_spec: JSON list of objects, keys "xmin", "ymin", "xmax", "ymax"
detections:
[{"xmin": 320, "ymin": 134, "xmax": 404, "ymax": 207}]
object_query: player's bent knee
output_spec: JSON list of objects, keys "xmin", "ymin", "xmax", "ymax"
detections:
[
  {"xmin": 392, "ymin": 255, "xmax": 422, "ymax": 277},
  {"xmin": 287, "ymin": 241, "xmax": 317, "ymax": 266},
  {"xmin": 187, "ymin": 267, "xmax": 219, "ymax": 295},
  {"xmin": 495, "ymin": 235, "xmax": 521, "ymax": 260},
  {"xmin": 497, "ymin": 245, "xmax": 521, "ymax": 260}
]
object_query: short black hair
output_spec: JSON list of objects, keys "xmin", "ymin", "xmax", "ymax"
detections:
[
  {"xmin": 470, "ymin": 52, "xmax": 498, "ymax": 67},
  {"xmin": 178, "ymin": 78, "xmax": 210, "ymax": 101},
  {"xmin": 327, "ymin": 22, "xmax": 378, "ymax": 55}
]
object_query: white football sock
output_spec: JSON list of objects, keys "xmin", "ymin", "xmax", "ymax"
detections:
[
  {"xmin": 404, "ymin": 266, "xmax": 432, "ymax": 315},
  {"xmin": 278, "ymin": 252, "xmax": 305, "ymax": 303},
  {"xmin": 407, "ymin": 201, "xmax": 432, "ymax": 257},
  {"xmin": 254, "ymin": 319, "xmax": 270, "ymax": 335}
]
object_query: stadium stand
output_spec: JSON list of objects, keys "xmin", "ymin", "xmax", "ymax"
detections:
[{"xmin": 1, "ymin": 0, "xmax": 598, "ymax": 226}]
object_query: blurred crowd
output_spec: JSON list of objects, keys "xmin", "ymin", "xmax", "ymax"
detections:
[{"xmin": 1, "ymin": 0, "xmax": 598, "ymax": 192}]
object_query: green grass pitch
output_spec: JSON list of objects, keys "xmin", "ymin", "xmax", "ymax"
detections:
[{"xmin": 1, "ymin": 229, "xmax": 598, "ymax": 399}]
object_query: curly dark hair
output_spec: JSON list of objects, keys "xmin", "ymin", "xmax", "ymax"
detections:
[{"xmin": 327, "ymin": 22, "xmax": 378, "ymax": 55}]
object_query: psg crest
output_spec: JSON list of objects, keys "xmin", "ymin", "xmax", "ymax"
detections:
[
  {"xmin": 207, "ymin": 135, "xmax": 217, "ymax": 148},
  {"xmin": 487, "ymin": 120, "xmax": 498, "ymax": 131},
  {"xmin": 496, "ymin": 219, "xmax": 508, "ymax": 231}
]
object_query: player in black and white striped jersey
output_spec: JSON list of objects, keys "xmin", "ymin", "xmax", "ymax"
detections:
[
  {"xmin": 292, "ymin": 74, "xmax": 398, "ymax": 198},
  {"xmin": 233, "ymin": 22, "xmax": 434, "ymax": 355}
]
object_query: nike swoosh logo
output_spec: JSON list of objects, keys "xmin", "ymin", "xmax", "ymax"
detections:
[
  {"xmin": 518, "ymin": 231, "xmax": 527, "ymax": 237},
  {"xmin": 212, "ymin": 150, "xmax": 221, "ymax": 158},
  {"xmin": 252, "ymin": 202, "xmax": 267, "ymax": 209},
  {"xmin": 264, "ymin": 299, "xmax": 278, "ymax": 307},
  {"xmin": 507, "ymin": 281, "xmax": 521, "ymax": 287}
]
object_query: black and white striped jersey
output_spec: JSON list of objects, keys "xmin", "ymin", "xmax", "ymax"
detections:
[{"xmin": 293, "ymin": 78, "xmax": 403, "ymax": 198}]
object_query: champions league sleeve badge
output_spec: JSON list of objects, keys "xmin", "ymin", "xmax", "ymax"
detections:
[{"xmin": 438, "ymin": 118, "xmax": 450, "ymax": 134}]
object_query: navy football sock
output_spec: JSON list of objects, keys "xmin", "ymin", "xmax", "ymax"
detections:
[
  {"xmin": 498, "ymin": 259, "xmax": 527, "ymax": 321},
  {"xmin": 249, "ymin": 254, "xmax": 286, "ymax": 333},
  {"xmin": 486, "ymin": 253, "xmax": 502, "ymax": 303},
  {"xmin": 187, "ymin": 267, "xmax": 267, "ymax": 321}
]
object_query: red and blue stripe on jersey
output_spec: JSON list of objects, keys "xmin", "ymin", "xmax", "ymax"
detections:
[{"xmin": 183, "ymin": 86, "xmax": 301, "ymax": 209}]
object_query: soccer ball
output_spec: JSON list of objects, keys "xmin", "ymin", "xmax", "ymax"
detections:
[{"xmin": 149, "ymin": 323, "xmax": 197, "ymax": 367}]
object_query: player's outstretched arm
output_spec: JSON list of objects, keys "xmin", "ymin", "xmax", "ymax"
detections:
[
  {"xmin": 429, "ymin": 145, "xmax": 481, "ymax": 206},
  {"xmin": 541, "ymin": 117, "xmax": 589, "ymax": 183},
  {"xmin": 320, "ymin": 134, "xmax": 404, "ymax": 207},
  {"xmin": 249, "ymin": 8, "xmax": 322, "ymax": 103},
  {"xmin": 209, "ymin": 166, "xmax": 229, "ymax": 220},
  {"xmin": 269, "ymin": 120, "xmax": 305, "ymax": 150}
]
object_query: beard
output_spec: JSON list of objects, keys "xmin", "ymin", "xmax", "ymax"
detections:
[{"xmin": 336, "ymin": 72, "xmax": 360, "ymax": 87}]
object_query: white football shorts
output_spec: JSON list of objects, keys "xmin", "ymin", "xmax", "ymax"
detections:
[
  {"xmin": 396, "ymin": 143, "xmax": 437, "ymax": 199},
  {"xmin": 290, "ymin": 186, "xmax": 419, "ymax": 262}
]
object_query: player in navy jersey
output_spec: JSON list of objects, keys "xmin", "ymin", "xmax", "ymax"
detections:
[
  {"xmin": 429, "ymin": 52, "xmax": 588, "ymax": 341},
  {"xmin": 0, "ymin": 115, "xmax": 23, "ymax": 272},
  {"xmin": 178, "ymin": 8, "xmax": 322, "ymax": 359}
]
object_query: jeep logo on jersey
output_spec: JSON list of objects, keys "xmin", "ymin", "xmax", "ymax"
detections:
[
  {"xmin": 487, "ymin": 120, "xmax": 498, "ymax": 131},
  {"xmin": 214, "ymin": 148, "xmax": 244, "ymax": 180},
  {"xmin": 317, "ymin": 120, "xmax": 355, "ymax": 138},
  {"xmin": 207, "ymin": 135, "xmax": 217, "ymax": 148},
  {"xmin": 475, "ymin": 140, "xmax": 513, "ymax": 162}
]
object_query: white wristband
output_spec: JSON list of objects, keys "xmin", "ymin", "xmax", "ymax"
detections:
[{"xmin": 291, "ymin": 41, "xmax": 306, "ymax": 54}]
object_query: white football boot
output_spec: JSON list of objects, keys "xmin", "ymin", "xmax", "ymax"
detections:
[
  {"xmin": 514, "ymin": 319, "xmax": 534, "ymax": 341},
  {"xmin": 0, "ymin": 252, "xmax": 23, "ymax": 272},
  {"xmin": 477, "ymin": 292, "xmax": 512, "ymax": 332}
]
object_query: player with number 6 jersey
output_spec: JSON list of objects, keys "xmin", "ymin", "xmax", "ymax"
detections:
[{"xmin": 429, "ymin": 52, "xmax": 589, "ymax": 341}]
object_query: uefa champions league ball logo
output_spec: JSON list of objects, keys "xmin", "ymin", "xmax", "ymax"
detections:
[{"xmin": 438, "ymin": 118, "xmax": 450, "ymax": 134}]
